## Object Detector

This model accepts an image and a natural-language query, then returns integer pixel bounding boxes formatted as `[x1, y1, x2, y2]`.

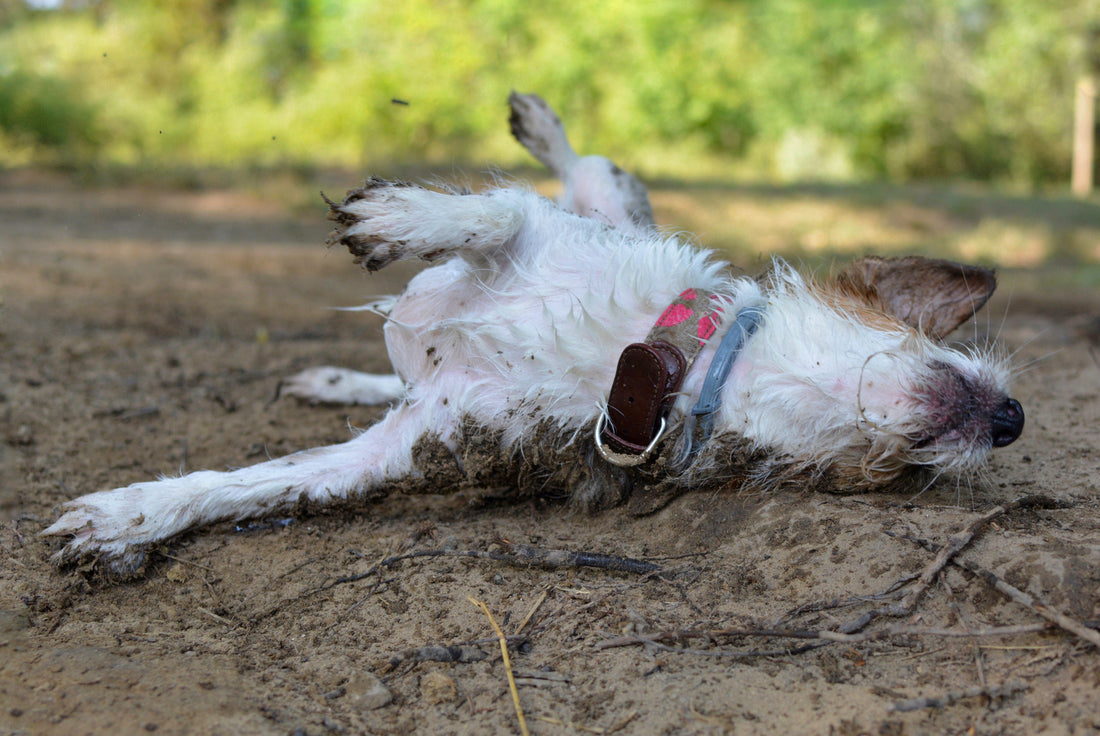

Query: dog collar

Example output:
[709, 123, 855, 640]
[689, 305, 764, 451]
[596, 290, 763, 467]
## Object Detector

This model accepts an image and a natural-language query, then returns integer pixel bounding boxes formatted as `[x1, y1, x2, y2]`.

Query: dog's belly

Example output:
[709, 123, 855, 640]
[383, 259, 489, 386]
[382, 256, 660, 430]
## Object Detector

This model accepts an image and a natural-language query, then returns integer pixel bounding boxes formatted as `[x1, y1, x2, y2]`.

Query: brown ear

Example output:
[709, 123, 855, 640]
[833, 256, 996, 339]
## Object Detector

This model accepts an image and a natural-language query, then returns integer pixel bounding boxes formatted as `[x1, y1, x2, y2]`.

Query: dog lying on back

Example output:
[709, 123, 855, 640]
[43, 93, 1023, 573]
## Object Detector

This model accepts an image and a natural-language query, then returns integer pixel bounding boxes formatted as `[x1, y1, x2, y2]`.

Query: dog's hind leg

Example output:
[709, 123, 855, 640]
[42, 400, 444, 571]
[508, 91, 654, 233]
[278, 366, 405, 406]
[326, 180, 525, 272]
[508, 91, 580, 179]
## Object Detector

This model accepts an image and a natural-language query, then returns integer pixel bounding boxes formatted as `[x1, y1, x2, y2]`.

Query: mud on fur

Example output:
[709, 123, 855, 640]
[42, 92, 1024, 576]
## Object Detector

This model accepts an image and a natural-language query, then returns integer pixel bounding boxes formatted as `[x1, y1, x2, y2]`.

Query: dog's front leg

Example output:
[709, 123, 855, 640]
[326, 179, 525, 271]
[278, 366, 406, 405]
[42, 401, 444, 571]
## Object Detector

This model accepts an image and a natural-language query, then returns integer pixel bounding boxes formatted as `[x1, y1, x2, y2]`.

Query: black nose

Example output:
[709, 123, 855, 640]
[991, 398, 1024, 448]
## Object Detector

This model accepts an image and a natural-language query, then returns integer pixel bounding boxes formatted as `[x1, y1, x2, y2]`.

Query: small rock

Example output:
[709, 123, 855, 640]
[420, 670, 457, 704]
[344, 672, 393, 711]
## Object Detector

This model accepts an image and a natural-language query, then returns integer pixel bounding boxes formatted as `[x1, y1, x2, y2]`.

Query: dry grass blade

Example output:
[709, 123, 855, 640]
[469, 596, 530, 736]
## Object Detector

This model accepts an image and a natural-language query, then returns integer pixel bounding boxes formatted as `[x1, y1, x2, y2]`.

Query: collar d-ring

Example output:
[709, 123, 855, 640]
[595, 414, 667, 467]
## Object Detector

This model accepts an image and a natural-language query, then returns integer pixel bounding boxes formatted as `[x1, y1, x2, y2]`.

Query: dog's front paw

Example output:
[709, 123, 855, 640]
[40, 487, 164, 574]
[279, 366, 405, 406]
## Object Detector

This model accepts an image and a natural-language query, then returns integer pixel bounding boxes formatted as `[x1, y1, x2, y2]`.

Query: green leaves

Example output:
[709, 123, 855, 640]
[0, 0, 1090, 185]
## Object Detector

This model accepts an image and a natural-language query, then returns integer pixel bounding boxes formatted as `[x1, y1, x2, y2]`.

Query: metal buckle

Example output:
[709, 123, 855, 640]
[594, 415, 667, 467]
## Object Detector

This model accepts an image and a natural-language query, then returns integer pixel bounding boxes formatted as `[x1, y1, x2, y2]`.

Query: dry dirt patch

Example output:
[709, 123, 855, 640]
[1, 170, 1099, 735]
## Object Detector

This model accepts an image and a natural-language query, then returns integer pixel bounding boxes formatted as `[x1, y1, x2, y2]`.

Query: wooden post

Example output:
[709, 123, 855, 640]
[1072, 26, 1100, 197]
[1073, 77, 1096, 196]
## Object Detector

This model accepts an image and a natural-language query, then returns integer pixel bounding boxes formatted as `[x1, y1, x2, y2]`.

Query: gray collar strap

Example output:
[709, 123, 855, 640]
[689, 305, 765, 451]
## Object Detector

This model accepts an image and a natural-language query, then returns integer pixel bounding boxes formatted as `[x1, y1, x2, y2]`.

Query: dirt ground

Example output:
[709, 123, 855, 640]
[1, 168, 1099, 736]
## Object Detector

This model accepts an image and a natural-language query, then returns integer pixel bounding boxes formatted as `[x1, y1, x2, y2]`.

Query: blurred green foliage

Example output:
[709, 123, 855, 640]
[0, 0, 1096, 184]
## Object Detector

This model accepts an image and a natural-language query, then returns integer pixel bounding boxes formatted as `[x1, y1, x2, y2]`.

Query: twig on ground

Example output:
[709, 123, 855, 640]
[943, 577, 987, 688]
[885, 501, 1013, 617]
[384, 644, 489, 671]
[470, 596, 530, 736]
[591, 500, 1063, 660]
[596, 622, 1053, 656]
[381, 635, 529, 674]
[826, 495, 1057, 638]
[600, 632, 823, 658]
[888, 681, 1027, 713]
[954, 557, 1100, 649]
[773, 578, 914, 627]
[888, 499, 1100, 651]
[515, 587, 550, 634]
[320, 542, 662, 593]
[196, 606, 233, 626]
[160, 552, 214, 572]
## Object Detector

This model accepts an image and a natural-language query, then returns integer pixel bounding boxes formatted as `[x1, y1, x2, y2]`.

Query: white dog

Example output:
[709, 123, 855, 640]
[43, 93, 1023, 573]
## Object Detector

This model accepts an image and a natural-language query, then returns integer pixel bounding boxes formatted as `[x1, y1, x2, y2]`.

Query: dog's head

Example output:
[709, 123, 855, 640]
[715, 256, 1021, 490]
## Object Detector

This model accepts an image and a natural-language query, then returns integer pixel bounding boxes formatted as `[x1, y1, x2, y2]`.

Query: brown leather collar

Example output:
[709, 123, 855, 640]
[596, 289, 724, 466]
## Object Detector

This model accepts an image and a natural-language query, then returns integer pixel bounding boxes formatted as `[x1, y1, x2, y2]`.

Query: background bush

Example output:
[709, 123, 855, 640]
[0, 0, 1093, 185]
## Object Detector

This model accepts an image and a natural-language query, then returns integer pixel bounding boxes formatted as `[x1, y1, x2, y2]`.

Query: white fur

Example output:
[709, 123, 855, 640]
[278, 367, 405, 406]
[42, 95, 1018, 571]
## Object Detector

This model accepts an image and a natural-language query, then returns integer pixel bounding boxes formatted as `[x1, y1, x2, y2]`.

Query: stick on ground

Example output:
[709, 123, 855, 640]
[889, 681, 1027, 713]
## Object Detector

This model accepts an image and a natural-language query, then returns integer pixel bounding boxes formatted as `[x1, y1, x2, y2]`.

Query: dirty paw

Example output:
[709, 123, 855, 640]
[508, 91, 575, 174]
[40, 486, 171, 574]
[324, 179, 420, 271]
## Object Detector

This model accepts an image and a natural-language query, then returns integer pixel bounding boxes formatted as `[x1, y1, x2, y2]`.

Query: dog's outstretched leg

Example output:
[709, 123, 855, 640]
[326, 179, 525, 272]
[509, 91, 654, 233]
[42, 401, 444, 571]
[278, 366, 405, 406]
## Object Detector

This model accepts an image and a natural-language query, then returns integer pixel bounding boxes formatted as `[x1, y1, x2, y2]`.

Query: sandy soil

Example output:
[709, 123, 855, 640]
[1, 169, 1099, 736]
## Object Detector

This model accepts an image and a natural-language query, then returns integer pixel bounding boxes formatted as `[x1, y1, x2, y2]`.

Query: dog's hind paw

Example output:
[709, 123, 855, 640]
[508, 91, 579, 178]
[278, 366, 406, 406]
[324, 178, 418, 271]
[324, 178, 524, 270]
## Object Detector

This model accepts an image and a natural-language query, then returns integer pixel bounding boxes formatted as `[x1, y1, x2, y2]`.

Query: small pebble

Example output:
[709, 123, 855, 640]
[343, 672, 393, 711]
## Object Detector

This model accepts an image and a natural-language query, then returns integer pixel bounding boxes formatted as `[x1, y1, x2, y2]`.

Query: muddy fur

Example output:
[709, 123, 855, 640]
[407, 418, 631, 507]
[404, 416, 931, 518]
